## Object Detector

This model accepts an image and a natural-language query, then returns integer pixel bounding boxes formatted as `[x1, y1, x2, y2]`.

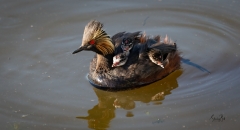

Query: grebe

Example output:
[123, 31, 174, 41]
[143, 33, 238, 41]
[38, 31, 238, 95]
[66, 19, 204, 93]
[113, 35, 176, 68]
[72, 20, 181, 90]
[112, 51, 130, 67]
[112, 37, 133, 67]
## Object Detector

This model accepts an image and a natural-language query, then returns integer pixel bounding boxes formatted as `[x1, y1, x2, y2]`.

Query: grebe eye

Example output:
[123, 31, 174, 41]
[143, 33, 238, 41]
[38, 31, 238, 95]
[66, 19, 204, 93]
[89, 39, 95, 45]
[120, 55, 125, 59]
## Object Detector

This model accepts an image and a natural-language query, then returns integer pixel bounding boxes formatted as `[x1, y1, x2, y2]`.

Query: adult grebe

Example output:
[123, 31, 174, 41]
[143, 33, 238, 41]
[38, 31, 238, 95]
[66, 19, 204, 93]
[72, 20, 180, 90]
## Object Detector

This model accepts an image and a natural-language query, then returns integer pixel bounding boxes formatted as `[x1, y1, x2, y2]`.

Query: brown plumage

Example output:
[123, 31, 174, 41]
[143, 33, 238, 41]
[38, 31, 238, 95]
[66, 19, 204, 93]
[72, 20, 181, 90]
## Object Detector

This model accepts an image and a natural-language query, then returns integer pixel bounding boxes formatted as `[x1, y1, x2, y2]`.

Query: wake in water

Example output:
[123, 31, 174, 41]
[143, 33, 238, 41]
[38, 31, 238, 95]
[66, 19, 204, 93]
[181, 58, 211, 73]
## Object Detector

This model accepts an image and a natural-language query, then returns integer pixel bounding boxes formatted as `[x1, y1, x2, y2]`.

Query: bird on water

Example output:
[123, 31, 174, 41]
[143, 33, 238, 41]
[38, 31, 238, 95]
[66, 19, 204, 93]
[72, 20, 180, 90]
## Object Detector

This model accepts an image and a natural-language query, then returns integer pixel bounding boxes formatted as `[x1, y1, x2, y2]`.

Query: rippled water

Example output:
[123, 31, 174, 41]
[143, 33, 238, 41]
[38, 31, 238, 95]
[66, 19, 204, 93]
[1, 0, 240, 129]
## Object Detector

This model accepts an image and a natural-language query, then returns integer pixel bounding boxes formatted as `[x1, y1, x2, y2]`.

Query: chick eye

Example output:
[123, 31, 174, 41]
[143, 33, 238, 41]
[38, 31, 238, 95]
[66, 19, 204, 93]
[122, 38, 133, 46]
[120, 55, 125, 59]
[127, 38, 132, 44]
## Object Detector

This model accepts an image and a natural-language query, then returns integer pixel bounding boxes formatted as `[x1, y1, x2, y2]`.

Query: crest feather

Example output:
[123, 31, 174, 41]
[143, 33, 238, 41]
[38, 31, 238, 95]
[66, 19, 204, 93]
[82, 20, 114, 55]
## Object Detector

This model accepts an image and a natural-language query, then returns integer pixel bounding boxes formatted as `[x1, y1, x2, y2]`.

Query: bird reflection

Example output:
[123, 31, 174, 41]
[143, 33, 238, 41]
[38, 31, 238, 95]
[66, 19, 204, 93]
[77, 70, 182, 130]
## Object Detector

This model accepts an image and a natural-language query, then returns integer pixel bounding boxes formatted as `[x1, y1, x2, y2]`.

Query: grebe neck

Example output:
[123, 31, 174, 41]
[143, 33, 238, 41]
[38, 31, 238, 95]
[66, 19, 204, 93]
[95, 53, 113, 73]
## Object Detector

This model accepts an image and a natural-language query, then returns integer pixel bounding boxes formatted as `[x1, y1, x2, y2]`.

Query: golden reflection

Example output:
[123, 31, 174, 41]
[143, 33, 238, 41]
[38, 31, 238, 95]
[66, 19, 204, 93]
[77, 70, 182, 129]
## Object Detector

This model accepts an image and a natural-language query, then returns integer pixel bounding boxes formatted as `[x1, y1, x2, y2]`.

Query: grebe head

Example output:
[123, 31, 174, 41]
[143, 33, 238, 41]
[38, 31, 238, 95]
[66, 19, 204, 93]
[72, 20, 114, 56]
[121, 38, 134, 51]
[112, 51, 130, 67]
[148, 49, 165, 68]
[147, 35, 177, 68]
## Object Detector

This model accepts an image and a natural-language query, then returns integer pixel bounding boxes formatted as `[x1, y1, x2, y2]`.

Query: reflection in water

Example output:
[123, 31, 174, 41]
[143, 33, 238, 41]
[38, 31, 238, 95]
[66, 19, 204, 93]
[77, 70, 182, 129]
[77, 103, 115, 129]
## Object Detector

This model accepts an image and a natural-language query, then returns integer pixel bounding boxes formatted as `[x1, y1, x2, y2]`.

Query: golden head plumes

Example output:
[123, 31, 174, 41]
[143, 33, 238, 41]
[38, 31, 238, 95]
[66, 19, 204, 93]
[82, 20, 114, 55]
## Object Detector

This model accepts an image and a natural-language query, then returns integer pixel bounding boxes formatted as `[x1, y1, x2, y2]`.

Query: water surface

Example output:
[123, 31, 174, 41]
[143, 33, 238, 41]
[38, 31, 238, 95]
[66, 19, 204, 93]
[1, 0, 240, 129]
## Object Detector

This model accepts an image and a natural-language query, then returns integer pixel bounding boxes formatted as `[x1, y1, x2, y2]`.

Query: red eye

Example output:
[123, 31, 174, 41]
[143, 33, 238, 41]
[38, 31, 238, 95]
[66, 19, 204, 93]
[89, 40, 95, 45]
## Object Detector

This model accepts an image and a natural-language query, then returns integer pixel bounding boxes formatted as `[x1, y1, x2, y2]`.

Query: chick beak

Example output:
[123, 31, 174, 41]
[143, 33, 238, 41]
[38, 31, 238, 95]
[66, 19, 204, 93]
[72, 46, 85, 54]
[112, 62, 119, 67]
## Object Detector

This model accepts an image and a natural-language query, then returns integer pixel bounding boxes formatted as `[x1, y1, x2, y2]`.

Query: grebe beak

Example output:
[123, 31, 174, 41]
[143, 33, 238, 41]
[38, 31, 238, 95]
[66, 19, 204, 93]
[72, 46, 85, 54]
